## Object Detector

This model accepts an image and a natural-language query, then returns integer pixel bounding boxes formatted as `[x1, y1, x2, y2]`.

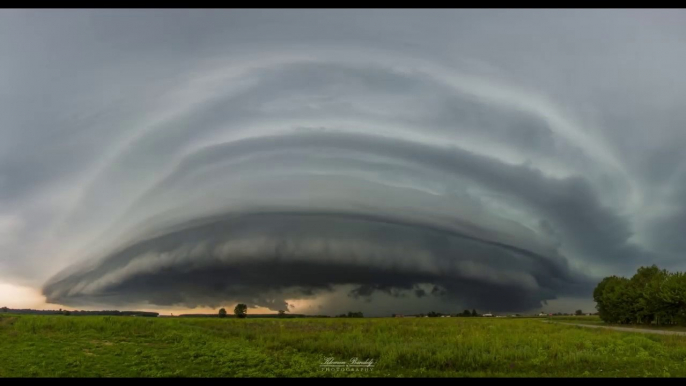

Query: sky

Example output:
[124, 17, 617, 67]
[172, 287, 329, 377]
[1, 9, 686, 316]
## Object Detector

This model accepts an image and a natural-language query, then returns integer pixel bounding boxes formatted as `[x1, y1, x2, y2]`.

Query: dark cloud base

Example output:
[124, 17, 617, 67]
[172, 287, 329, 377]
[43, 211, 594, 312]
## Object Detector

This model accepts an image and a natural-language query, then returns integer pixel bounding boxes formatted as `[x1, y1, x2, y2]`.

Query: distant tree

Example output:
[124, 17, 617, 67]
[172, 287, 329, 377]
[278, 310, 286, 317]
[64, 311, 71, 316]
[218, 308, 227, 318]
[575, 309, 583, 316]
[1, 307, 8, 313]
[471, 309, 477, 317]
[391, 313, 396, 318]
[462, 309, 471, 317]
[234, 304, 248, 319]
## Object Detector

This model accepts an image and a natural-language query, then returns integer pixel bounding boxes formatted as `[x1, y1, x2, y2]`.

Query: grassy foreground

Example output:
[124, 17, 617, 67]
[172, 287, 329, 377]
[2, 314, 686, 377]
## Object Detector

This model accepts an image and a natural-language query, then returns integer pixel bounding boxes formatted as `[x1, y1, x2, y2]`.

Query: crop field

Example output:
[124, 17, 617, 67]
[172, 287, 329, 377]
[2, 314, 686, 377]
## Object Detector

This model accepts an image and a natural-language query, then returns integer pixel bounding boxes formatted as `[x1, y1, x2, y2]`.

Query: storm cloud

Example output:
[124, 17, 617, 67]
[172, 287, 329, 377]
[1, 9, 686, 314]
[43, 210, 593, 311]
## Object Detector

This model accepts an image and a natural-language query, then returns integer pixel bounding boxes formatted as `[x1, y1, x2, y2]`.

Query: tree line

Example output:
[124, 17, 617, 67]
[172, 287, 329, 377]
[423, 309, 479, 317]
[594, 265, 686, 325]
[0, 308, 158, 317]
[336, 311, 364, 318]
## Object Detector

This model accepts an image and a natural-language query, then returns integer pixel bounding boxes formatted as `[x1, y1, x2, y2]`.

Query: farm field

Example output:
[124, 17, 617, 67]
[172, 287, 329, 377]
[2, 314, 686, 377]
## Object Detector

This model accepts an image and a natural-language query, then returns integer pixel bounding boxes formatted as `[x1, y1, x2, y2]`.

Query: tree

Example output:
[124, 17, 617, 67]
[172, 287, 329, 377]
[593, 265, 686, 326]
[234, 304, 248, 319]
[575, 309, 583, 316]
[64, 311, 71, 316]
[644, 268, 670, 325]
[0, 307, 8, 313]
[594, 275, 631, 323]
[218, 308, 227, 318]
[656, 271, 686, 325]
[593, 276, 616, 321]
[462, 309, 471, 317]
[278, 310, 286, 317]
[471, 309, 477, 317]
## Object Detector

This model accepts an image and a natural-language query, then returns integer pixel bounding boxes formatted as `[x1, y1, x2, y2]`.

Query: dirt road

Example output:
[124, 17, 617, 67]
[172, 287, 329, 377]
[550, 321, 686, 336]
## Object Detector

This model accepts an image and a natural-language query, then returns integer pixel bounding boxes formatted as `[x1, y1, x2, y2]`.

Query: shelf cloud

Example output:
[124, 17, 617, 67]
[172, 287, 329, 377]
[1, 9, 685, 314]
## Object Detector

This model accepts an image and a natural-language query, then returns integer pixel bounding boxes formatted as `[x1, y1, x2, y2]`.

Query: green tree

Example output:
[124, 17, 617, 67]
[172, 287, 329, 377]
[462, 309, 471, 317]
[656, 272, 686, 325]
[609, 277, 633, 323]
[575, 309, 583, 316]
[644, 268, 670, 325]
[278, 310, 286, 317]
[629, 265, 663, 324]
[218, 308, 227, 318]
[234, 304, 248, 319]
[471, 309, 477, 317]
[0, 306, 8, 313]
[64, 311, 71, 316]
[594, 275, 630, 323]
[593, 268, 672, 325]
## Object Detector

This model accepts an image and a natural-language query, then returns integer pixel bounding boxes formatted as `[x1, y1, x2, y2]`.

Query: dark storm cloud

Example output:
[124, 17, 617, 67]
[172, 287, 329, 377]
[2, 9, 686, 314]
[43, 211, 593, 312]
[114, 130, 648, 268]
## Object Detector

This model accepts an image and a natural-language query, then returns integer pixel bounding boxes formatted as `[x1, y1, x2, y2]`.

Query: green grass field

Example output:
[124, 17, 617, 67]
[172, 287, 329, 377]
[2, 314, 686, 377]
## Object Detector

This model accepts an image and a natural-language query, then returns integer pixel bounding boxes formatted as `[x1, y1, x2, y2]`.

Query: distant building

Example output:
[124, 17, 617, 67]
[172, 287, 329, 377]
[482, 313, 493, 317]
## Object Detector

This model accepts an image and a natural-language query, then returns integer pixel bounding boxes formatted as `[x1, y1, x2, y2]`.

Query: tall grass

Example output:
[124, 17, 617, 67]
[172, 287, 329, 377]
[2, 314, 686, 377]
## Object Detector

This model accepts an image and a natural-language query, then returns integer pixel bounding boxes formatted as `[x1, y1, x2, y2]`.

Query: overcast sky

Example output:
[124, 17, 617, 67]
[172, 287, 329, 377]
[1, 9, 686, 316]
